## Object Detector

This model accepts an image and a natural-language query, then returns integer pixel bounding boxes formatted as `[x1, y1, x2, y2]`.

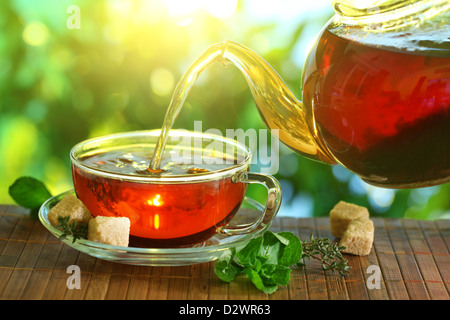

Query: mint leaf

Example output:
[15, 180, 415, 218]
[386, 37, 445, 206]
[235, 236, 264, 267]
[214, 248, 241, 282]
[243, 268, 278, 294]
[278, 231, 303, 266]
[259, 231, 288, 265]
[269, 231, 290, 246]
[260, 264, 291, 286]
[8, 176, 52, 219]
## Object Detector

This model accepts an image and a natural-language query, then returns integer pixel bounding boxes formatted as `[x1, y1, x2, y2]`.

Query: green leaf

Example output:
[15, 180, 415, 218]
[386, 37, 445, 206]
[269, 231, 290, 246]
[8, 177, 52, 217]
[214, 248, 240, 283]
[278, 231, 303, 266]
[235, 236, 264, 267]
[260, 264, 291, 286]
[259, 231, 284, 265]
[243, 268, 278, 294]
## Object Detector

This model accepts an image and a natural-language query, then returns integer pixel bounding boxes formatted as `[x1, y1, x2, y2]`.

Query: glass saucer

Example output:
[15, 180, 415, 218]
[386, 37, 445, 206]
[38, 190, 274, 266]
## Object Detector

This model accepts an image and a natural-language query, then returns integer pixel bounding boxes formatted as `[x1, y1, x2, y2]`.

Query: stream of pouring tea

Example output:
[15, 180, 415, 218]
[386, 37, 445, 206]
[148, 44, 228, 173]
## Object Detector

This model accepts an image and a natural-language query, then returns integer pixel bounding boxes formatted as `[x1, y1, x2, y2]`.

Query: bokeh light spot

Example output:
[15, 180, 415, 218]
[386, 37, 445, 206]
[150, 68, 175, 96]
[23, 22, 49, 46]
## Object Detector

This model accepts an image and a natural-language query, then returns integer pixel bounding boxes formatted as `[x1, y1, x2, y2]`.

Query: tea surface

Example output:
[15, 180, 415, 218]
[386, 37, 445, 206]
[80, 146, 236, 177]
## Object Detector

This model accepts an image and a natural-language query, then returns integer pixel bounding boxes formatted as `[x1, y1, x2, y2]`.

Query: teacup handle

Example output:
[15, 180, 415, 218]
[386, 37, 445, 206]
[218, 171, 282, 235]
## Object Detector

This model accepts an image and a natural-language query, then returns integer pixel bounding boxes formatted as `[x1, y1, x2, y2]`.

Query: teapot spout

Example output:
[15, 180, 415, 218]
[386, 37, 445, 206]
[219, 41, 336, 164]
[151, 40, 336, 171]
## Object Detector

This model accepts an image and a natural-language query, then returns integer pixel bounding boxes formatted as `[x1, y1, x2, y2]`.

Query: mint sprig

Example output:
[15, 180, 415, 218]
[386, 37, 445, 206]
[214, 231, 303, 294]
[214, 231, 350, 294]
[8, 176, 52, 220]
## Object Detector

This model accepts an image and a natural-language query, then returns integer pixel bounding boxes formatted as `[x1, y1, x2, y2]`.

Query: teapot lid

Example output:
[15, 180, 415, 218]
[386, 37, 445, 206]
[333, 0, 450, 30]
[329, 0, 450, 55]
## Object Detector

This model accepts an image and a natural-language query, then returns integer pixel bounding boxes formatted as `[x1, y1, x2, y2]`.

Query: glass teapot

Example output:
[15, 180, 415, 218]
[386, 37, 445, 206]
[154, 0, 450, 188]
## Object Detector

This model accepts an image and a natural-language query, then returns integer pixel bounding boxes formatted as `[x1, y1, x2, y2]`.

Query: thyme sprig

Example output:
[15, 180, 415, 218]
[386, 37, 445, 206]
[299, 234, 351, 276]
[56, 216, 88, 243]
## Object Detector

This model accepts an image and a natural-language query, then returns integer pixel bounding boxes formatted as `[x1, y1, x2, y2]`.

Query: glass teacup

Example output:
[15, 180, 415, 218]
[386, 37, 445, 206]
[70, 130, 281, 247]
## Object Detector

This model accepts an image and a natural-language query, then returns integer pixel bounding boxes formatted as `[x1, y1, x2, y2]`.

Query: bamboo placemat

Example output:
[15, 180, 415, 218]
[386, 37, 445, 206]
[0, 204, 449, 300]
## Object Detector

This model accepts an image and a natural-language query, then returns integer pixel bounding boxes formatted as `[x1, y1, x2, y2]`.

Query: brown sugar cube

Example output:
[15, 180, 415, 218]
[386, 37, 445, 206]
[88, 216, 130, 247]
[339, 217, 374, 256]
[329, 201, 370, 238]
[48, 194, 92, 227]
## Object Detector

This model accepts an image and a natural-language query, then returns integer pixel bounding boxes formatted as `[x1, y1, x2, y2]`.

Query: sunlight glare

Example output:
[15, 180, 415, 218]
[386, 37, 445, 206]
[205, 0, 238, 19]
[148, 194, 163, 206]
[164, 0, 237, 21]
[165, 0, 202, 18]
[154, 214, 160, 229]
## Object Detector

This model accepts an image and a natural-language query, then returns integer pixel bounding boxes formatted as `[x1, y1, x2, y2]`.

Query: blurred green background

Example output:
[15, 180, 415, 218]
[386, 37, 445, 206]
[1, 0, 448, 219]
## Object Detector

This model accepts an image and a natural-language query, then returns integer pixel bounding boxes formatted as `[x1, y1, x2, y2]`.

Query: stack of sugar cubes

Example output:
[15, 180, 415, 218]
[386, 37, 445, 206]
[329, 201, 374, 256]
[48, 194, 130, 247]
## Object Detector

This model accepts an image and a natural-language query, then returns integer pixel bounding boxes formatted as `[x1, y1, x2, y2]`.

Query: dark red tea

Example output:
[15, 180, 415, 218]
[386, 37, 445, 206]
[302, 28, 450, 187]
[72, 148, 247, 247]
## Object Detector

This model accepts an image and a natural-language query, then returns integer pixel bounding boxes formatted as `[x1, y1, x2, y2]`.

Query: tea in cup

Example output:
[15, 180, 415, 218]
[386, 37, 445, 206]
[70, 130, 281, 247]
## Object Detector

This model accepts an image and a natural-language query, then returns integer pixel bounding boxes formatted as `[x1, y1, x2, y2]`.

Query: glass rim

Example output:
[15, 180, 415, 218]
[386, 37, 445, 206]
[332, 0, 450, 29]
[70, 129, 252, 183]
[333, 0, 449, 16]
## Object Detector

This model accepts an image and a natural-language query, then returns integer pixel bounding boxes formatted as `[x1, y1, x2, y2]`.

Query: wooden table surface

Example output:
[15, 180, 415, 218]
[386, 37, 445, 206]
[0, 204, 449, 301]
